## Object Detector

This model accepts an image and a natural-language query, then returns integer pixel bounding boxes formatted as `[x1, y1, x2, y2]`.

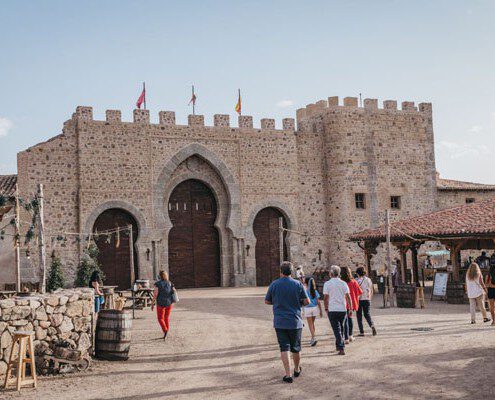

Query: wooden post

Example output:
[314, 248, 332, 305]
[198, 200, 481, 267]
[450, 240, 463, 282]
[37, 184, 47, 294]
[384, 210, 393, 307]
[365, 251, 372, 276]
[14, 184, 21, 292]
[129, 225, 135, 285]
[411, 243, 420, 287]
[399, 246, 407, 284]
[279, 217, 284, 263]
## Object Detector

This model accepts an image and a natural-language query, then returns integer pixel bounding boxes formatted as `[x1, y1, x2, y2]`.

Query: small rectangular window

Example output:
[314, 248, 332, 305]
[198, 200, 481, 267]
[466, 198, 475, 204]
[391, 196, 401, 209]
[355, 193, 366, 209]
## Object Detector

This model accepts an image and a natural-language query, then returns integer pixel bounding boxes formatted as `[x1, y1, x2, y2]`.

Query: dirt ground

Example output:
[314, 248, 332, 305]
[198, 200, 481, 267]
[3, 286, 495, 400]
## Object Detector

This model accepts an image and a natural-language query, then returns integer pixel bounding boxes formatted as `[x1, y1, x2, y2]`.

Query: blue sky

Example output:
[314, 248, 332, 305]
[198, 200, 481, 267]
[1, 0, 494, 183]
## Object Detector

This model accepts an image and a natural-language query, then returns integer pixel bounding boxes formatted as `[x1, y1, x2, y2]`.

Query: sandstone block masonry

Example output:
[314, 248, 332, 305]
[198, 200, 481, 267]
[15, 95, 495, 286]
[0, 288, 94, 377]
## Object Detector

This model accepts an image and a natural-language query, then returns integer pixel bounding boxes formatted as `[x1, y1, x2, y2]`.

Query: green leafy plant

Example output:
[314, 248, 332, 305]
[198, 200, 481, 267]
[47, 256, 65, 292]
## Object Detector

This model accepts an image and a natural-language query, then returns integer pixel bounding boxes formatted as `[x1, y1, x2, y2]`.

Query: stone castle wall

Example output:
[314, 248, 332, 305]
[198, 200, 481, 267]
[14, 95, 495, 286]
[0, 288, 94, 376]
[17, 107, 300, 286]
[296, 97, 438, 268]
[437, 190, 495, 209]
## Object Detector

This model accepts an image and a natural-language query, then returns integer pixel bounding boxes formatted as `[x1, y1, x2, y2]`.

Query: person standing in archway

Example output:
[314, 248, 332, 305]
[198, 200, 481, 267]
[265, 262, 310, 383]
[151, 271, 176, 339]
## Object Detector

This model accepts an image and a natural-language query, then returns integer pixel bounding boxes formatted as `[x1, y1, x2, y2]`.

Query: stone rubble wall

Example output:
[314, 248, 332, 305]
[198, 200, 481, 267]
[0, 288, 94, 376]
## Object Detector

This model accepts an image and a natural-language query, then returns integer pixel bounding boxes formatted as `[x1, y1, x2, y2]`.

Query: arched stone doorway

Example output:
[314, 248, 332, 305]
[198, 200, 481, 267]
[253, 207, 288, 286]
[168, 179, 221, 288]
[93, 208, 139, 290]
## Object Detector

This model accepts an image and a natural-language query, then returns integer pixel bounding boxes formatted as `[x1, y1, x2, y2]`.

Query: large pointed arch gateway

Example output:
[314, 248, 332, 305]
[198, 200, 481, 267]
[168, 179, 221, 288]
[253, 207, 288, 286]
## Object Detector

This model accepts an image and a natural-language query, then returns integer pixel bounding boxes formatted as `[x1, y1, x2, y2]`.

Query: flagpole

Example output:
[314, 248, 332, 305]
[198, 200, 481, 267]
[143, 82, 146, 110]
[192, 85, 195, 115]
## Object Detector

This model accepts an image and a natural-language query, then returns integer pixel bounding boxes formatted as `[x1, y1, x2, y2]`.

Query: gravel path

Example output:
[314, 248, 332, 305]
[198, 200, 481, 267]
[3, 287, 494, 399]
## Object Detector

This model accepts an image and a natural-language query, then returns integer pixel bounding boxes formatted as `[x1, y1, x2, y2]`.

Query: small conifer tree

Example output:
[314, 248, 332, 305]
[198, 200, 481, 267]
[47, 256, 65, 292]
[75, 244, 105, 287]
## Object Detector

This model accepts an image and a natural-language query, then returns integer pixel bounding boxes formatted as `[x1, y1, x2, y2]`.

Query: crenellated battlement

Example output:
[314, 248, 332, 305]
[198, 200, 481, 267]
[296, 96, 432, 120]
[73, 106, 295, 132]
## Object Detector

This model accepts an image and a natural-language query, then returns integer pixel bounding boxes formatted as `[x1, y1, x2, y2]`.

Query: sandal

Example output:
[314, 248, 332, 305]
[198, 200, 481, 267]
[282, 376, 293, 383]
[294, 366, 302, 378]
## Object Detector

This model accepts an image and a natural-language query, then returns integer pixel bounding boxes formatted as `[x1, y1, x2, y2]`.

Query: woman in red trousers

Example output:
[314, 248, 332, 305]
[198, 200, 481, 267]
[151, 271, 176, 339]
[341, 267, 362, 344]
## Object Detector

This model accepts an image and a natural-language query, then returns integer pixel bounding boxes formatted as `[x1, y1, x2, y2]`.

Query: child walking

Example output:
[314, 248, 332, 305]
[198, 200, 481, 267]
[303, 277, 323, 346]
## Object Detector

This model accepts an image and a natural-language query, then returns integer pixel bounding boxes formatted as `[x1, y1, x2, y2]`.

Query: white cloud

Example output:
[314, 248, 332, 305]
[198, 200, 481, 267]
[439, 140, 490, 159]
[276, 100, 294, 108]
[0, 117, 13, 137]
[468, 125, 483, 134]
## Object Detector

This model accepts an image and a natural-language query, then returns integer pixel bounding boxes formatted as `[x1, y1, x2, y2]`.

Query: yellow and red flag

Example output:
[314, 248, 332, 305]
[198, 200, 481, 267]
[235, 89, 241, 115]
[136, 82, 146, 109]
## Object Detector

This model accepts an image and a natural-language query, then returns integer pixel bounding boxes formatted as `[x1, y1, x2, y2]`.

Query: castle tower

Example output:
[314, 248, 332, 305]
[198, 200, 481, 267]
[296, 97, 438, 268]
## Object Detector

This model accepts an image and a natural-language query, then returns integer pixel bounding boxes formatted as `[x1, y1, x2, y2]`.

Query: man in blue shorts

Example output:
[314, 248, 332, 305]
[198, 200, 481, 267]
[265, 262, 310, 383]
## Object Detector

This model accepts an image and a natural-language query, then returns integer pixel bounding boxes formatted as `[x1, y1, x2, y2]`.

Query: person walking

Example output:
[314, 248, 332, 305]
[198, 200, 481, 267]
[465, 262, 490, 324]
[341, 267, 362, 343]
[296, 266, 305, 283]
[355, 267, 377, 336]
[265, 262, 310, 383]
[151, 271, 177, 339]
[323, 265, 352, 355]
[303, 277, 323, 346]
[485, 263, 495, 325]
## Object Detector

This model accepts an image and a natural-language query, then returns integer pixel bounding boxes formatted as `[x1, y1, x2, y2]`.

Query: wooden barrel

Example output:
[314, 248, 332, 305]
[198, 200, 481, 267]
[396, 284, 416, 308]
[446, 281, 467, 304]
[95, 310, 132, 361]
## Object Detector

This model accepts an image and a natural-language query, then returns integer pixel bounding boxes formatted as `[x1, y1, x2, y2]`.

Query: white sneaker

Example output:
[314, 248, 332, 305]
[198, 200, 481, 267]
[349, 336, 355, 342]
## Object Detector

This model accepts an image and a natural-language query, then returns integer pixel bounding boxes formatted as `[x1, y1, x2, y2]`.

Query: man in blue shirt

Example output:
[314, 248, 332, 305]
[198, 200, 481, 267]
[265, 262, 310, 383]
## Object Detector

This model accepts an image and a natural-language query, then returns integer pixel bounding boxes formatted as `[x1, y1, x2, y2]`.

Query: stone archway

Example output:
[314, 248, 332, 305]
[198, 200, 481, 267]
[168, 179, 221, 288]
[156, 151, 236, 286]
[244, 200, 298, 286]
[93, 208, 139, 290]
[84, 200, 148, 282]
[253, 207, 288, 286]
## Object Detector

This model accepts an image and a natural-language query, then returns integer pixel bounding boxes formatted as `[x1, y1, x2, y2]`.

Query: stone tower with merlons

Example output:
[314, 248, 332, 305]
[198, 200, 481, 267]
[295, 96, 438, 268]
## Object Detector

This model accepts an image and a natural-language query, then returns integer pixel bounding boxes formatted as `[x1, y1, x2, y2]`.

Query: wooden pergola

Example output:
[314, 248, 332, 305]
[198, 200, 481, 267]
[349, 198, 495, 284]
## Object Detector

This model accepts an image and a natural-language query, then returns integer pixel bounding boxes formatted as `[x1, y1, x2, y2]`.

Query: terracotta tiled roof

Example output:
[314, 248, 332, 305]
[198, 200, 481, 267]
[349, 197, 495, 241]
[0, 175, 17, 197]
[436, 176, 495, 191]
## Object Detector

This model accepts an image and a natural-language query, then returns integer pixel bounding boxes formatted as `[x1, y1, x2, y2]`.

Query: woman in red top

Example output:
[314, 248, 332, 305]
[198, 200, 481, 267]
[341, 267, 363, 343]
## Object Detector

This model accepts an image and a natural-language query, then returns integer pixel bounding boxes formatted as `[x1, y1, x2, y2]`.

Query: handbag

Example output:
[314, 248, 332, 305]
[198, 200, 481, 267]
[171, 284, 179, 303]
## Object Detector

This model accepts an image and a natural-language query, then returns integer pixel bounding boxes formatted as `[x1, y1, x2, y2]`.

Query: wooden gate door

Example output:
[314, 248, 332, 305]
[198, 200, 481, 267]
[93, 209, 139, 290]
[253, 207, 288, 286]
[168, 179, 220, 288]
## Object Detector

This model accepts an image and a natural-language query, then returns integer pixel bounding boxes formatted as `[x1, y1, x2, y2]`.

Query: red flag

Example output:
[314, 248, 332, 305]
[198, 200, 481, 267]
[136, 85, 146, 109]
[189, 92, 196, 106]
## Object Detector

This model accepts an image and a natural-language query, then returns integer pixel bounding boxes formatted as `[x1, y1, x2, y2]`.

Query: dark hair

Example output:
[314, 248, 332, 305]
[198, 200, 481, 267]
[490, 264, 495, 283]
[356, 267, 366, 277]
[90, 271, 100, 283]
[305, 277, 316, 298]
[340, 266, 352, 283]
[280, 262, 293, 276]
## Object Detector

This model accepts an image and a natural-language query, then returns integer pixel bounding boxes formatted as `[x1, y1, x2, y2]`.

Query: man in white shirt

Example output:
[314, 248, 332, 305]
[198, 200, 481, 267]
[323, 265, 352, 355]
